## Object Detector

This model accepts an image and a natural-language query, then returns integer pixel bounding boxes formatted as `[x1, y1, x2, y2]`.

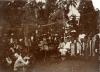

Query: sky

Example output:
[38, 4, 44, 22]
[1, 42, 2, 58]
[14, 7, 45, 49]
[35, 0, 100, 10]
[92, 0, 100, 10]
[34, 0, 100, 18]
[35, 0, 46, 3]
[0, 0, 100, 10]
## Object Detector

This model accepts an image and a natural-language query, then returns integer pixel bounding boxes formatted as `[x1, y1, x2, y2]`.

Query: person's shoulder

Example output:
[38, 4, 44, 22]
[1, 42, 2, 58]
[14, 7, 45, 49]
[17, 56, 23, 60]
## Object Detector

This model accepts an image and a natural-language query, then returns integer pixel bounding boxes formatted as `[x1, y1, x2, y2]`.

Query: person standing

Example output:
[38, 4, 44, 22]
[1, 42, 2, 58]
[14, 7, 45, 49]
[94, 35, 100, 56]
[70, 40, 75, 56]
[76, 40, 82, 56]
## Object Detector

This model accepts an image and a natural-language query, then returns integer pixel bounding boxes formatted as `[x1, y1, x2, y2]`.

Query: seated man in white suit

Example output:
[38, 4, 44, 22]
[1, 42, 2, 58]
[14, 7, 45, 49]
[14, 53, 29, 72]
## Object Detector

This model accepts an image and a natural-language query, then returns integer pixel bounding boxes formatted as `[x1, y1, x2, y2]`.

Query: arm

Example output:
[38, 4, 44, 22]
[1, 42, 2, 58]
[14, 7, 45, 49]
[19, 57, 29, 65]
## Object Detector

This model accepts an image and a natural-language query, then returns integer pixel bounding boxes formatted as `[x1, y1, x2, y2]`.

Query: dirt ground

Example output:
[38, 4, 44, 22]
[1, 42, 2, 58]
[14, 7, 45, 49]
[0, 57, 99, 72]
[30, 57, 98, 72]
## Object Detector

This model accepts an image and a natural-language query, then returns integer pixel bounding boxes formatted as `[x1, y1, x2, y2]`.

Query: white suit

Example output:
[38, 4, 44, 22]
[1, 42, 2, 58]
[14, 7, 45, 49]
[58, 42, 71, 56]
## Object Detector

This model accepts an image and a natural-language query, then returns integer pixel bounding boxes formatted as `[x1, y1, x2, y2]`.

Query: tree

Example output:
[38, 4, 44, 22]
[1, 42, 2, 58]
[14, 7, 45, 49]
[67, 0, 77, 7]
[78, 0, 97, 34]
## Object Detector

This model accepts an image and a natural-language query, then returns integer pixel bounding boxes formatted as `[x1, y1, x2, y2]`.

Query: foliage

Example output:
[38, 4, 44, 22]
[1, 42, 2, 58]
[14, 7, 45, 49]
[78, 0, 97, 34]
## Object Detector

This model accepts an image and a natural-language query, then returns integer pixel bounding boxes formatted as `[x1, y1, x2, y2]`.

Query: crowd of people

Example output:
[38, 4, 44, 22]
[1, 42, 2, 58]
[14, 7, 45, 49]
[0, 0, 99, 72]
[0, 31, 100, 72]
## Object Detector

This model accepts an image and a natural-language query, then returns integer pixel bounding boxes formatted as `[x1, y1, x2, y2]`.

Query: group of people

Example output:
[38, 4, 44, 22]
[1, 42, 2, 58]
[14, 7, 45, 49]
[58, 33, 100, 58]
[2, 32, 100, 72]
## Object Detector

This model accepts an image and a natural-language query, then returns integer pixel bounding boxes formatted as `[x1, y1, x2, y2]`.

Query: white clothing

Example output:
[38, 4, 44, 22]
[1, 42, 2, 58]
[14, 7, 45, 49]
[70, 43, 75, 56]
[59, 48, 67, 56]
[76, 42, 82, 55]
[58, 42, 71, 56]
[14, 55, 29, 71]
[64, 42, 71, 49]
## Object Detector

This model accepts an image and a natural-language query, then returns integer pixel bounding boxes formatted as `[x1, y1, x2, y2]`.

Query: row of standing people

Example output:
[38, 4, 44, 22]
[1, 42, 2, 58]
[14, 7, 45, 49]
[7, 33, 100, 58]
[58, 33, 100, 57]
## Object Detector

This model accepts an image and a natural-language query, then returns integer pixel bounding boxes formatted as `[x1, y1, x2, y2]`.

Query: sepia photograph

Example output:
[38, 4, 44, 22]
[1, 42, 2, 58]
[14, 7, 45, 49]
[0, 0, 100, 72]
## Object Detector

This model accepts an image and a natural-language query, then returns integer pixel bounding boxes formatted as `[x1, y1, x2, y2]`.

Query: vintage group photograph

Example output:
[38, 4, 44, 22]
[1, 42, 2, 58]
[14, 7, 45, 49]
[0, 0, 100, 72]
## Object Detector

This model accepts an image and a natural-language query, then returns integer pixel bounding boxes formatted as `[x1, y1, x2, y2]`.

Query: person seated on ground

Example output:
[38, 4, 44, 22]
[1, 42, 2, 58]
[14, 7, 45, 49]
[14, 53, 29, 72]
[58, 39, 65, 55]
[58, 38, 71, 60]
[64, 37, 71, 54]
